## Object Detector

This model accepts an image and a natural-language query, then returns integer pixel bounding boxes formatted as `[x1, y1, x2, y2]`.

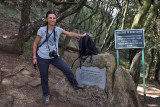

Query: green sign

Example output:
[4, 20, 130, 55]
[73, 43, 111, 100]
[115, 29, 145, 49]
[115, 29, 146, 106]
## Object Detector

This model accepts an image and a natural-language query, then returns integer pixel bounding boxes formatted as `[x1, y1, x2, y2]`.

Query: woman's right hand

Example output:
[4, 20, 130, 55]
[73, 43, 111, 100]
[33, 59, 37, 66]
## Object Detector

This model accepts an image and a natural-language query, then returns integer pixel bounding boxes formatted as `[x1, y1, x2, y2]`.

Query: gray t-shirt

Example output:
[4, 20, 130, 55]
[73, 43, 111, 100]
[37, 26, 63, 59]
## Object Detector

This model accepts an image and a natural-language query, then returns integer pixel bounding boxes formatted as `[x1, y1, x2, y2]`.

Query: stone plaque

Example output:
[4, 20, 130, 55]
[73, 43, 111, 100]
[76, 66, 106, 90]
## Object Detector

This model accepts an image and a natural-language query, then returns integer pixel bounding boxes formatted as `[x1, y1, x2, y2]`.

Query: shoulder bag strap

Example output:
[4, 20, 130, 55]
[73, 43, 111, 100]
[38, 26, 56, 48]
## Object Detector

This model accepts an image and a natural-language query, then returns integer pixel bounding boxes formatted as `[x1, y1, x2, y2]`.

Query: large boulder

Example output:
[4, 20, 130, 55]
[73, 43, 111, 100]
[112, 66, 141, 107]
[50, 52, 141, 107]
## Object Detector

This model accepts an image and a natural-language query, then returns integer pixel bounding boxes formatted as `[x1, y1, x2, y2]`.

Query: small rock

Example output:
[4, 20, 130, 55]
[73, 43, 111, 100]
[14, 75, 34, 88]
[2, 78, 12, 85]
[1, 68, 12, 72]
[15, 34, 18, 36]
[1, 67, 13, 78]
[14, 80, 25, 88]
[2, 35, 8, 39]
[0, 95, 14, 107]
[4, 73, 15, 78]
[17, 74, 34, 83]
[13, 65, 24, 74]
[20, 70, 33, 77]
[68, 40, 77, 48]
[28, 78, 41, 87]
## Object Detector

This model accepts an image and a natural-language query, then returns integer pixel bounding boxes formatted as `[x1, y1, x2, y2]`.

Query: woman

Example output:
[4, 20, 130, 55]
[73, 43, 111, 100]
[32, 10, 86, 105]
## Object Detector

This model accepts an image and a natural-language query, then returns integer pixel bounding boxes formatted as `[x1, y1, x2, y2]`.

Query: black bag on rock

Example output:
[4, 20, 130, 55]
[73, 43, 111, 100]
[71, 35, 98, 69]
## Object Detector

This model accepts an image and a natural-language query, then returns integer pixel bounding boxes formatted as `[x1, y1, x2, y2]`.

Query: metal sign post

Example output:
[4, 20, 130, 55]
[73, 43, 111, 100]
[115, 29, 146, 105]
[116, 49, 119, 66]
[142, 48, 146, 105]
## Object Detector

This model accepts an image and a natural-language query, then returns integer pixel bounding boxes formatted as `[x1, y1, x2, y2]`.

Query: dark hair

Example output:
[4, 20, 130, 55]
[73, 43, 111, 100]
[46, 10, 56, 18]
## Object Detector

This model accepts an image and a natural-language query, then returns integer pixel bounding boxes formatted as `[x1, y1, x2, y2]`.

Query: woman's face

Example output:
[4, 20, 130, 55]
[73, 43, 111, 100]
[46, 14, 56, 26]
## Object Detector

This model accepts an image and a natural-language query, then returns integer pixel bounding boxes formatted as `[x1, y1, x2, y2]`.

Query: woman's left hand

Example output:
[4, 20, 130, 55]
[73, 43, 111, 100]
[82, 33, 87, 37]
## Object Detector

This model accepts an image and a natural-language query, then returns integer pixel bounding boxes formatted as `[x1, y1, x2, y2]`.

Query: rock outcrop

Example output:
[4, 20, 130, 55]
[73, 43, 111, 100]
[50, 52, 141, 107]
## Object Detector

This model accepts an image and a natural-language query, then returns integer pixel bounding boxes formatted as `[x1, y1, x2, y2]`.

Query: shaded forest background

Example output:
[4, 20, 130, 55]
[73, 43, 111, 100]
[0, 0, 160, 84]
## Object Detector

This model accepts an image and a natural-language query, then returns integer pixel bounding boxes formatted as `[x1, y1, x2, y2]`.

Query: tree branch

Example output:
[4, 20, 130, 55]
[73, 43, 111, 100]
[100, 10, 121, 51]
[143, 2, 160, 31]
[115, 0, 122, 8]
[138, 0, 143, 6]
[57, 0, 87, 23]
[121, 0, 129, 30]
[48, 0, 77, 5]
[22, 0, 87, 42]
[76, 1, 99, 27]
[131, 0, 152, 29]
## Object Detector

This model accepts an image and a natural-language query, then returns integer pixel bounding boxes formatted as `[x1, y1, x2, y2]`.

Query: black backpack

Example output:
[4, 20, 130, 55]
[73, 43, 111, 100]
[71, 35, 98, 69]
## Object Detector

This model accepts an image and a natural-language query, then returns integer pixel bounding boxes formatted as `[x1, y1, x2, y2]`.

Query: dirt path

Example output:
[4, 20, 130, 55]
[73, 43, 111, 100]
[0, 50, 160, 107]
[0, 50, 80, 107]
[138, 78, 160, 107]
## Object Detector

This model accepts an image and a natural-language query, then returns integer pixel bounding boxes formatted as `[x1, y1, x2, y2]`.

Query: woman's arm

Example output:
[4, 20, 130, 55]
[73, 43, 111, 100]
[62, 30, 86, 37]
[32, 35, 41, 64]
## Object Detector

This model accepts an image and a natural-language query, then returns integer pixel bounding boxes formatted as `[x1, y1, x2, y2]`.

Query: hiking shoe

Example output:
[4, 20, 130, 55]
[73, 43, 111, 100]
[74, 84, 85, 90]
[44, 95, 50, 105]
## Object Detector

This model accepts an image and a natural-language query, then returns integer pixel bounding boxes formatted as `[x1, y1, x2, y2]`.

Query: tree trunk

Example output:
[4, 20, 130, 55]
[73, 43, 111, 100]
[129, 0, 152, 65]
[121, 0, 129, 30]
[154, 61, 160, 81]
[61, 10, 80, 55]
[131, 0, 152, 29]
[61, 10, 81, 55]
[57, 0, 87, 22]
[129, 49, 141, 65]
[58, 0, 76, 13]
[154, 52, 160, 81]
[61, 0, 99, 54]
[41, 0, 47, 7]
[143, 2, 160, 32]
[147, 48, 154, 79]
[0, 0, 4, 3]
[14, 0, 32, 53]
[100, 10, 120, 51]
[94, 8, 105, 44]
[106, 20, 120, 52]
[0, 0, 88, 54]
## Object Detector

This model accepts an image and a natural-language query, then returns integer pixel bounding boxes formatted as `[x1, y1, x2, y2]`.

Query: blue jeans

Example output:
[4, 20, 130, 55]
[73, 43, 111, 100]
[37, 55, 78, 96]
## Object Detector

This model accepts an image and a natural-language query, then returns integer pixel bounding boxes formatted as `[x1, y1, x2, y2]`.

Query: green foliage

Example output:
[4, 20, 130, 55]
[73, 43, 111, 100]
[0, 4, 21, 23]
[120, 60, 130, 69]
[0, 5, 20, 16]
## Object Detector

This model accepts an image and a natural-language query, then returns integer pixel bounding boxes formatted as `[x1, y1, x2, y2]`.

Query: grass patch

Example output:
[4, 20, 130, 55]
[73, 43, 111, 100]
[0, 4, 21, 20]
[120, 60, 130, 69]
[23, 42, 30, 51]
